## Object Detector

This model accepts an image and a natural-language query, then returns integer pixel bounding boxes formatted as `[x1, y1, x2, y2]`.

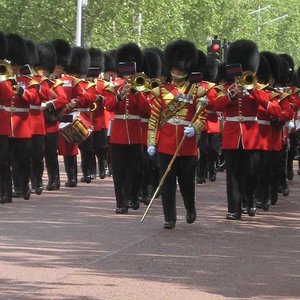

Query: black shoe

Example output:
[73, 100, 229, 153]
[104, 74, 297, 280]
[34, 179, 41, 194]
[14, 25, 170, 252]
[282, 186, 290, 197]
[46, 183, 60, 191]
[99, 170, 107, 179]
[0, 196, 11, 204]
[115, 207, 128, 214]
[23, 190, 31, 200]
[241, 207, 248, 214]
[298, 170, 300, 175]
[256, 201, 263, 209]
[186, 210, 196, 224]
[129, 198, 140, 210]
[163, 221, 176, 229]
[226, 212, 241, 220]
[91, 174, 96, 180]
[12, 191, 22, 198]
[81, 175, 91, 184]
[209, 172, 216, 182]
[262, 200, 271, 211]
[35, 186, 43, 195]
[143, 196, 151, 205]
[247, 207, 257, 217]
[65, 180, 77, 187]
[197, 176, 206, 184]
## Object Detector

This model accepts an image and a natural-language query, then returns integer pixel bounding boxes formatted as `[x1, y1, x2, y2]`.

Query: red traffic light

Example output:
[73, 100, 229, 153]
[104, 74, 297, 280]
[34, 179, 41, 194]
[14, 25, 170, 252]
[212, 43, 220, 52]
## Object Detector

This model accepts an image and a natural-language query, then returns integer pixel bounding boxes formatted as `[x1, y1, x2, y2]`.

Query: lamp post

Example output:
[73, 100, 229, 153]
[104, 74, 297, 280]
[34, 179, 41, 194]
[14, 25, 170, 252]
[76, 0, 88, 46]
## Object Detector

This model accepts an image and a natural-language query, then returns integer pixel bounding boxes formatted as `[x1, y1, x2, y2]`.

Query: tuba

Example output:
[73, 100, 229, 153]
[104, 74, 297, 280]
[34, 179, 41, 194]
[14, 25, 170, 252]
[0, 60, 13, 82]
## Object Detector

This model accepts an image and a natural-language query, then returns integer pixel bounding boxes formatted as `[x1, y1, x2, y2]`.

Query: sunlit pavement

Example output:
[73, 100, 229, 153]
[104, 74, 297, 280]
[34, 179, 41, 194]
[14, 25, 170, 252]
[0, 161, 300, 300]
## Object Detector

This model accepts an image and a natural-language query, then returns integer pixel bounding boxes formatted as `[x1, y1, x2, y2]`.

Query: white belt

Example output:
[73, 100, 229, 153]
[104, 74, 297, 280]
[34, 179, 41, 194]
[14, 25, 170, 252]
[226, 116, 257, 122]
[77, 108, 91, 112]
[140, 118, 149, 123]
[167, 118, 191, 126]
[30, 105, 42, 110]
[258, 120, 271, 126]
[0, 104, 4, 110]
[114, 114, 140, 120]
[4, 106, 29, 113]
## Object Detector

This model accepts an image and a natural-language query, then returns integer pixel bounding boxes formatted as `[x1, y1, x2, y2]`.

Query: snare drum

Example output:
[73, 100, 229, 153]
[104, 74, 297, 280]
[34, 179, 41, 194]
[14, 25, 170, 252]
[59, 111, 93, 144]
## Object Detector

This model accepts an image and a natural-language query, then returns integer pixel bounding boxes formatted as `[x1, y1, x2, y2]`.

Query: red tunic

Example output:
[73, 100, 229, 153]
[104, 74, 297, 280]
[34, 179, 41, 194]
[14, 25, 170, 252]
[147, 82, 207, 156]
[105, 79, 150, 145]
[6, 75, 39, 138]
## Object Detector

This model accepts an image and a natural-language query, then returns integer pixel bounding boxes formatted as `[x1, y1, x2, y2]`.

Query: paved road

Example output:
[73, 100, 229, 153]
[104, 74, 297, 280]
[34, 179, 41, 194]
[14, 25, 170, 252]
[0, 163, 300, 300]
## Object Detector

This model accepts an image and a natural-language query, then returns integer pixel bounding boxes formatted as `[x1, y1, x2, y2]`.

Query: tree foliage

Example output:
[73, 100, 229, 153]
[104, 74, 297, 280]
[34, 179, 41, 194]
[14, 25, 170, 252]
[0, 0, 299, 65]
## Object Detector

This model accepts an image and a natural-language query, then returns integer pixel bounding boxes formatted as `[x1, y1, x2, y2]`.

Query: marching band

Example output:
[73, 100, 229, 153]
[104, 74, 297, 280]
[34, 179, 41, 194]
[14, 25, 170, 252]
[0, 32, 299, 229]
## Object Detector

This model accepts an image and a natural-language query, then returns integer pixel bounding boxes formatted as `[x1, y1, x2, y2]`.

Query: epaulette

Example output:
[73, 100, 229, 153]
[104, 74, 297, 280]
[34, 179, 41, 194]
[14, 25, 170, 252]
[103, 80, 116, 94]
[73, 77, 83, 86]
[28, 79, 40, 88]
[53, 79, 63, 88]
[87, 82, 96, 89]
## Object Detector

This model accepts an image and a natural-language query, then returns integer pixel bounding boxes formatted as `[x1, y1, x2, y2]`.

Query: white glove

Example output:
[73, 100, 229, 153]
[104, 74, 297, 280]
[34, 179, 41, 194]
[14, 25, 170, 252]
[147, 145, 156, 156]
[198, 95, 209, 106]
[40, 102, 48, 110]
[184, 126, 195, 137]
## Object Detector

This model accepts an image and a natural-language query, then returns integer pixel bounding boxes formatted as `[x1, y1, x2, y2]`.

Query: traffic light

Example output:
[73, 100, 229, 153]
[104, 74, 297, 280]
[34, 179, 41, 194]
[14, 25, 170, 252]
[207, 37, 222, 61]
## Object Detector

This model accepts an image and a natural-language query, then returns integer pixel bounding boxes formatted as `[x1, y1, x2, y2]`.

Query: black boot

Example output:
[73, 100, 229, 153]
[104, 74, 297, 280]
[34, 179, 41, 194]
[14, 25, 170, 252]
[64, 156, 77, 187]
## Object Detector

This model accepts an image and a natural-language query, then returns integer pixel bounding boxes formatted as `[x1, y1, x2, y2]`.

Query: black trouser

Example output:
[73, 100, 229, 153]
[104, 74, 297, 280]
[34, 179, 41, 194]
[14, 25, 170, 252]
[93, 130, 109, 176]
[79, 134, 94, 179]
[223, 147, 260, 215]
[287, 132, 298, 178]
[30, 135, 45, 190]
[10, 138, 32, 195]
[159, 153, 197, 223]
[0, 136, 11, 199]
[255, 150, 280, 204]
[197, 131, 220, 179]
[279, 145, 288, 189]
[44, 133, 60, 187]
[110, 144, 143, 208]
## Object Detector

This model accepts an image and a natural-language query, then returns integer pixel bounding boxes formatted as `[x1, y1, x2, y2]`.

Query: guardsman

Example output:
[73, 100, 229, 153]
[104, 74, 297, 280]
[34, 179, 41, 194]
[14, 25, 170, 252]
[6, 33, 40, 201]
[214, 39, 277, 220]
[105, 42, 151, 214]
[45, 39, 72, 190]
[147, 39, 208, 229]
[86, 47, 116, 181]
[0, 32, 12, 204]
[58, 46, 95, 187]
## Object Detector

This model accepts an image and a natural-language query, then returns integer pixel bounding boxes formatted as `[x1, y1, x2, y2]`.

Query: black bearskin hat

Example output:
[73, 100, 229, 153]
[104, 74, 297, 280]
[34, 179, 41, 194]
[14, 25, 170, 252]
[277, 55, 291, 86]
[6, 33, 28, 66]
[115, 42, 143, 72]
[192, 49, 207, 73]
[260, 51, 280, 83]
[226, 39, 260, 73]
[25, 40, 38, 67]
[164, 39, 198, 75]
[142, 48, 162, 78]
[279, 53, 294, 83]
[216, 62, 227, 84]
[203, 57, 219, 82]
[103, 50, 117, 73]
[0, 32, 8, 59]
[147, 47, 166, 77]
[66, 47, 90, 76]
[256, 53, 271, 84]
[50, 39, 71, 68]
[88, 47, 104, 72]
[35, 43, 57, 74]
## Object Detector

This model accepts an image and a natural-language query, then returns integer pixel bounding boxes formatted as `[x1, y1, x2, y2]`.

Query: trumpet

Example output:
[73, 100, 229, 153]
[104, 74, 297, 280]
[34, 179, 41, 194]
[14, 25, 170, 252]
[126, 73, 150, 92]
[237, 71, 257, 90]
[0, 60, 13, 82]
[149, 78, 162, 89]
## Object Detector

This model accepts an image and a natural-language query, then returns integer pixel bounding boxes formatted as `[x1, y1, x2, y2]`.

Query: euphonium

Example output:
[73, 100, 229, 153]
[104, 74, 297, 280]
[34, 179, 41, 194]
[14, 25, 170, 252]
[0, 60, 12, 82]
[238, 71, 257, 90]
[127, 73, 150, 92]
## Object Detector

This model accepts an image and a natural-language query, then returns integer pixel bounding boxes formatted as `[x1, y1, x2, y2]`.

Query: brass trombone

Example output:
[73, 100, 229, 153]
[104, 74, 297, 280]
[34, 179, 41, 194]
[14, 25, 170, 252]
[126, 73, 151, 92]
